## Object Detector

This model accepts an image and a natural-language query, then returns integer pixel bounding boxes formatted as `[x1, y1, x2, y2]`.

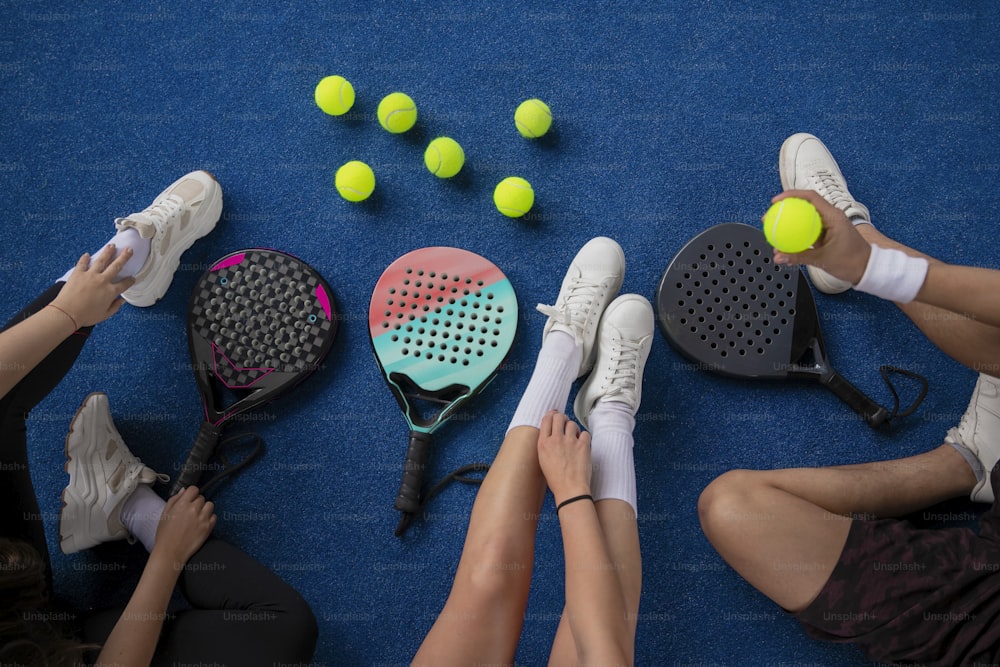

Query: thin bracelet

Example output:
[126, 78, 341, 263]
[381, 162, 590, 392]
[556, 494, 594, 515]
[46, 304, 79, 331]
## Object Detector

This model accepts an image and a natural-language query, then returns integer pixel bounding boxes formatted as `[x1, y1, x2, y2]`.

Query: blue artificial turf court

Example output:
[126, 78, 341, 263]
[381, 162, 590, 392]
[2, 2, 1000, 665]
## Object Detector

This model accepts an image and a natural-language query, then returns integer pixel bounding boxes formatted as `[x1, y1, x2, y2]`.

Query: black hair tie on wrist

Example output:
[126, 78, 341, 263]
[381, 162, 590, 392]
[556, 494, 594, 515]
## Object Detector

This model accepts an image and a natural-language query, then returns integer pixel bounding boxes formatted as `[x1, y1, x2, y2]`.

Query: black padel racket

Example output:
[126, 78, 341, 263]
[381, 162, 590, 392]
[655, 223, 893, 428]
[369, 247, 518, 532]
[170, 249, 338, 495]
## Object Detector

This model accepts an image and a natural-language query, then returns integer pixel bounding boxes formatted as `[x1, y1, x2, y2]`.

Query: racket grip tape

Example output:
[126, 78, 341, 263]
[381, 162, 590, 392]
[823, 372, 890, 429]
[170, 420, 222, 496]
[394, 431, 432, 514]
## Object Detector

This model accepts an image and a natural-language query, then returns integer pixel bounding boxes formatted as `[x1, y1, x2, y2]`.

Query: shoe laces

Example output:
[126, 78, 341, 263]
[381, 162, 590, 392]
[810, 170, 853, 211]
[133, 194, 185, 229]
[601, 334, 644, 402]
[536, 276, 604, 343]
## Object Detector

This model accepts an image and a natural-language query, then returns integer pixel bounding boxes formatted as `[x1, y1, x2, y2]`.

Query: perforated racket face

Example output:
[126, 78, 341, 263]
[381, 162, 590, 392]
[369, 247, 518, 416]
[188, 249, 338, 395]
[655, 223, 816, 378]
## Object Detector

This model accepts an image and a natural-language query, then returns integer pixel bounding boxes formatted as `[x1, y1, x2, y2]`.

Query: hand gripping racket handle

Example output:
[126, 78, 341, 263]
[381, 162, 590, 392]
[394, 431, 432, 514]
[170, 421, 222, 496]
[822, 371, 890, 429]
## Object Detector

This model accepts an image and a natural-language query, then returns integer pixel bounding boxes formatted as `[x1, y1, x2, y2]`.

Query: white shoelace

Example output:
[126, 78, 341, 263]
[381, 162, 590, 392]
[536, 276, 604, 342]
[132, 193, 185, 230]
[810, 170, 853, 210]
[601, 335, 643, 402]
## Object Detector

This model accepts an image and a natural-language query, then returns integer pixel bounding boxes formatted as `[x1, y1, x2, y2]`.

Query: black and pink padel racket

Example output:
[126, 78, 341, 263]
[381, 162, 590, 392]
[170, 249, 338, 495]
[369, 247, 518, 533]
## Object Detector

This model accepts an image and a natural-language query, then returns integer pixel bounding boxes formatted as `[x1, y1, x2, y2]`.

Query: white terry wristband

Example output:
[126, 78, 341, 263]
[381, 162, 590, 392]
[853, 244, 929, 303]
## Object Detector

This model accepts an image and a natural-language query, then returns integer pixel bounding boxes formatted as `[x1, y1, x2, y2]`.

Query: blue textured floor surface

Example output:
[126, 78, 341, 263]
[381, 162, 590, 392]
[2, 2, 999, 665]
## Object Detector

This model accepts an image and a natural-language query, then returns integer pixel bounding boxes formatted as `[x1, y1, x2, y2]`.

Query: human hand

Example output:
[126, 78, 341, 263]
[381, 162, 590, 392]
[49, 244, 137, 328]
[769, 190, 872, 285]
[151, 486, 216, 567]
[537, 411, 592, 504]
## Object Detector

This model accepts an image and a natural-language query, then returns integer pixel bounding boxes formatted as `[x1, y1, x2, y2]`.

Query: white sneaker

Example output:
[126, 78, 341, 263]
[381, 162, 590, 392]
[779, 133, 871, 294]
[118, 170, 222, 307]
[573, 294, 654, 429]
[945, 373, 1000, 503]
[59, 392, 167, 554]
[536, 237, 625, 377]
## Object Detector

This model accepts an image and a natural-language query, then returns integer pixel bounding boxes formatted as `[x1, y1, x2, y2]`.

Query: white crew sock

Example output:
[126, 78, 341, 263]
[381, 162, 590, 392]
[120, 485, 166, 553]
[507, 331, 581, 432]
[58, 227, 151, 283]
[588, 399, 637, 514]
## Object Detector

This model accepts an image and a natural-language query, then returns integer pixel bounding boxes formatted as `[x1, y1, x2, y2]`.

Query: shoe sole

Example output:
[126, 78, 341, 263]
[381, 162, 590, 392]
[59, 392, 111, 554]
[122, 171, 223, 307]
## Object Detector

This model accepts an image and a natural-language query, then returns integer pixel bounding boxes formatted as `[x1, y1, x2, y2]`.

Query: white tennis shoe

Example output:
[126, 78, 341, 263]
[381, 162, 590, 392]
[118, 170, 222, 307]
[59, 392, 167, 554]
[537, 236, 626, 377]
[779, 133, 871, 294]
[945, 373, 1000, 503]
[574, 294, 654, 429]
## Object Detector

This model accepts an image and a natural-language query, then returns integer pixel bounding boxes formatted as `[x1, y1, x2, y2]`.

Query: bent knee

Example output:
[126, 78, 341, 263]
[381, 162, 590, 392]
[698, 469, 769, 541]
[274, 596, 319, 662]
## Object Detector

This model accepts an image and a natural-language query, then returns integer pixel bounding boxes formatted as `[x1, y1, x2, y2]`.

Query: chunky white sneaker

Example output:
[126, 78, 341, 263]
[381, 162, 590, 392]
[59, 392, 167, 554]
[573, 294, 654, 429]
[779, 133, 871, 294]
[119, 170, 222, 307]
[537, 237, 625, 377]
[945, 373, 1000, 503]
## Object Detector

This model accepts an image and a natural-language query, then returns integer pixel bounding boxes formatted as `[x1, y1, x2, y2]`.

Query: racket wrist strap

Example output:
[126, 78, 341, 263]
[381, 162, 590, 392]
[854, 244, 929, 304]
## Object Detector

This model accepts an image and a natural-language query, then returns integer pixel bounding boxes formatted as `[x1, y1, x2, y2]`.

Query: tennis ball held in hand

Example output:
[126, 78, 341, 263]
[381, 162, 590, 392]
[494, 177, 534, 218]
[335, 161, 375, 202]
[762, 197, 822, 253]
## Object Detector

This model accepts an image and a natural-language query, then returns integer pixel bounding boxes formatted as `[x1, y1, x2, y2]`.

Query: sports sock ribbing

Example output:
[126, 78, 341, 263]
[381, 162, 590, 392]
[57, 227, 151, 283]
[507, 331, 581, 432]
[588, 399, 637, 513]
[120, 484, 166, 553]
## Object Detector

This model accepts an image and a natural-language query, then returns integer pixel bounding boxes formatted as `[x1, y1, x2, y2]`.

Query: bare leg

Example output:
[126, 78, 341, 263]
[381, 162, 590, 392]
[412, 425, 547, 665]
[547, 499, 641, 666]
[856, 224, 1000, 373]
[698, 445, 976, 612]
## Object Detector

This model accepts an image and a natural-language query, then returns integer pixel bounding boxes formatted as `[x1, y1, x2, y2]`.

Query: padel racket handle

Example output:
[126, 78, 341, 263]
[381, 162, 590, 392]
[822, 372, 890, 429]
[394, 431, 432, 514]
[170, 420, 222, 496]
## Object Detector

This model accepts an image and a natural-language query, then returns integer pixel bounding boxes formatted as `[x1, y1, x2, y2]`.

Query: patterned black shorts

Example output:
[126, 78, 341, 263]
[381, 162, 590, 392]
[796, 467, 1000, 666]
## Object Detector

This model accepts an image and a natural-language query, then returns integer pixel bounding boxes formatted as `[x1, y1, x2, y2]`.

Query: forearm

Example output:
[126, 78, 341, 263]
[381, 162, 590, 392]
[914, 263, 1000, 329]
[559, 501, 630, 666]
[0, 307, 76, 400]
[94, 552, 181, 667]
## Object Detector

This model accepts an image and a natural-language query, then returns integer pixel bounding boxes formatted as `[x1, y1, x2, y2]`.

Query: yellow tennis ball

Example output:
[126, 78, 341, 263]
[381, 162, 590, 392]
[514, 98, 552, 138]
[493, 177, 534, 218]
[762, 197, 822, 253]
[424, 137, 465, 178]
[335, 161, 375, 202]
[314, 75, 355, 116]
[377, 92, 417, 133]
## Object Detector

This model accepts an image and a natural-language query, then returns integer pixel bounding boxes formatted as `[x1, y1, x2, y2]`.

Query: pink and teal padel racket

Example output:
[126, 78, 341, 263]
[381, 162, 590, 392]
[369, 247, 518, 533]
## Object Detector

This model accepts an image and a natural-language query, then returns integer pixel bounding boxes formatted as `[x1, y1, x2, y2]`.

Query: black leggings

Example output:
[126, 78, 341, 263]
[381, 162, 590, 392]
[0, 283, 318, 666]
